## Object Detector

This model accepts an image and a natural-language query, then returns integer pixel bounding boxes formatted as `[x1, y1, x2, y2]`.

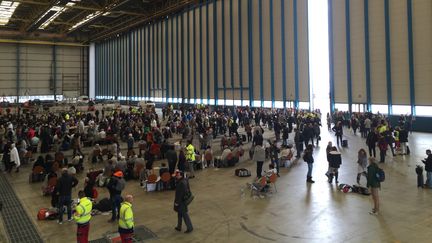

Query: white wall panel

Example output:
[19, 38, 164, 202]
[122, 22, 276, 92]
[332, 0, 347, 103]
[389, 0, 409, 105]
[252, 0, 260, 101]
[368, 0, 387, 104]
[262, 0, 271, 102]
[273, 0, 282, 102]
[412, 0, 432, 106]
[232, 0, 241, 100]
[350, 0, 366, 103]
[286, 0, 295, 102]
[240, 0, 249, 101]
[208, 3, 215, 100]
[297, 0, 310, 102]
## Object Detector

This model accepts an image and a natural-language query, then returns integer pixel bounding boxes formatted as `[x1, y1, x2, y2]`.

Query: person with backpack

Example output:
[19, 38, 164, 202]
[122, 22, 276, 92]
[367, 158, 381, 215]
[174, 171, 193, 233]
[327, 147, 342, 184]
[107, 171, 125, 223]
[303, 144, 315, 183]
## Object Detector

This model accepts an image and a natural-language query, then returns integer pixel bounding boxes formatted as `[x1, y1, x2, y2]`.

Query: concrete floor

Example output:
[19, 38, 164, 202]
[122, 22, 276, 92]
[3, 125, 432, 243]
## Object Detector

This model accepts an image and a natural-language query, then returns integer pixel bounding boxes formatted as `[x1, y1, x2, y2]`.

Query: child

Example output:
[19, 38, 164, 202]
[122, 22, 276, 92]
[357, 149, 368, 185]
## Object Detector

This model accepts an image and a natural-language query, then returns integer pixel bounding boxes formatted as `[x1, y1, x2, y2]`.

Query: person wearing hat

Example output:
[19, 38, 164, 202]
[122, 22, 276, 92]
[56, 168, 79, 224]
[107, 171, 125, 223]
[174, 171, 193, 233]
[118, 194, 134, 242]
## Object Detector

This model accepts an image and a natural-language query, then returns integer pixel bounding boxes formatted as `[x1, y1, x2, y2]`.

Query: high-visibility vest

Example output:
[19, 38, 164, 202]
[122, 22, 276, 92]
[379, 125, 387, 134]
[186, 144, 195, 161]
[73, 197, 92, 224]
[119, 202, 134, 229]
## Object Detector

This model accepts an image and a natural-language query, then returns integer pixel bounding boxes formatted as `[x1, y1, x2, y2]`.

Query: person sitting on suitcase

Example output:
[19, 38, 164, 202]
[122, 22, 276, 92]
[220, 146, 232, 168]
[422, 150, 432, 188]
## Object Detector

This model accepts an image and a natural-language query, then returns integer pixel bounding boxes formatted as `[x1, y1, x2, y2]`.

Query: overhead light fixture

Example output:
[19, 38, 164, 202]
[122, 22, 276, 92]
[38, 2, 76, 29]
[0, 1, 20, 26]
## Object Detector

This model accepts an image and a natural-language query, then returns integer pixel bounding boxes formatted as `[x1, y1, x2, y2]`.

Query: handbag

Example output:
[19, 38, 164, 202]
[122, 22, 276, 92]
[183, 191, 194, 205]
[183, 179, 194, 205]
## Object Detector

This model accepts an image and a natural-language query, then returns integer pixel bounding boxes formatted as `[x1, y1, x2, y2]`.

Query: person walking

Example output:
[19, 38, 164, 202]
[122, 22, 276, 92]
[174, 171, 193, 233]
[107, 171, 125, 223]
[74, 190, 92, 243]
[303, 144, 315, 183]
[252, 144, 266, 178]
[367, 158, 381, 215]
[118, 195, 134, 243]
[356, 149, 368, 185]
[56, 168, 78, 224]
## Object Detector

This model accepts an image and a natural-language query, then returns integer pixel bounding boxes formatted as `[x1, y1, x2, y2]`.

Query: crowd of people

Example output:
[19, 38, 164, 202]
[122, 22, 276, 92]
[0, 102, 426, 241]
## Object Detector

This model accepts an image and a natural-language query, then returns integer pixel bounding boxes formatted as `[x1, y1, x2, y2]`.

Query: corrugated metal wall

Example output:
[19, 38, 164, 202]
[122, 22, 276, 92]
[0, 43, 88, 100]
[328, 0, 432, 114]
[95, 0, 310, 108]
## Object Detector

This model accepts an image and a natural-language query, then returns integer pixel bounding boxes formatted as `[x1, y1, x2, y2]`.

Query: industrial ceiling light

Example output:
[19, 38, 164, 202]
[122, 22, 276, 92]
[0, 1, 20, 26]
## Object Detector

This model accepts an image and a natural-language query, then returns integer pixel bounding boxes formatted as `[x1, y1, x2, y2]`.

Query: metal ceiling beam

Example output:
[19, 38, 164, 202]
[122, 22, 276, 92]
[12, 0, 147, 16]
[0, 38, 88, 46]
[91, 0, 194, 42]
[21, 0, 58, 32]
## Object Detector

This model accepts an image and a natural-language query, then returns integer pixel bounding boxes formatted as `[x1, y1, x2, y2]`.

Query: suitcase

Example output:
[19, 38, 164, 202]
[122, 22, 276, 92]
[342, 140, 348, 147]
[416, 165, 424, 187]
[242, 134, 247, 142]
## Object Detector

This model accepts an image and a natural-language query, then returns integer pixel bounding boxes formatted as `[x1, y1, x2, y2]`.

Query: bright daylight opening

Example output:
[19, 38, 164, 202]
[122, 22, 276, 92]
[308, 0, 330, 116]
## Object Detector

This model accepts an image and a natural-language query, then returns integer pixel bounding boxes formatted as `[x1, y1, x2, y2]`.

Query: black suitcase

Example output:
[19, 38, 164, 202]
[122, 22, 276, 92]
[416, 165, 424, 187]
[342, 140, 348, 147]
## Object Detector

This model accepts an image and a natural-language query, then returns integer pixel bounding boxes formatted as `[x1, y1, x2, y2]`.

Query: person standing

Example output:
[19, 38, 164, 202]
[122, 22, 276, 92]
[294, 128, 304, 158]
[9, 143, 20, 173]
[332, 122, 343, 147]
[357, 149, 368, 185]
[107, 171, 125, 223]
[367, 158, 381, 215]
[174, 171, 193, 233]
[185, 140, 196, 178]
[378, 136, 388, 163]
[118, 195, 134, 243]
[57, 168, 79, 224]
[74, 190, 92, 243]
[366, 129, 378, 158]
[327, 147, 342, 183]
[303, 144, 315, 183]
[252, 144, 266, 178]
[165, 145, 178, 175]
[269, 141, 280, 176]
[422, 150, 432, 188]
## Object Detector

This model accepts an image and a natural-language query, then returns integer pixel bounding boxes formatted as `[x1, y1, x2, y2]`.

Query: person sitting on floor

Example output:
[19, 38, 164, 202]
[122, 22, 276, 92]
[220, 146, 232, 167]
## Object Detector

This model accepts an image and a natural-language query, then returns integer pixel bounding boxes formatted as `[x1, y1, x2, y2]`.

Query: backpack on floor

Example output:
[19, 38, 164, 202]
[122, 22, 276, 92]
[235, 168, 251, 177]
[37, 208, 58, 220]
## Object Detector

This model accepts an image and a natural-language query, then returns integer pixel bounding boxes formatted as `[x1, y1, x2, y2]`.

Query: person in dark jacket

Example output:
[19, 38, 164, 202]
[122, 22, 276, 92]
[107, 171, 125, 222]
[252, 130, 263, 147]
[269, 141, 280, 176]
[332, 122, 343, 146]
[177, 150, 186, 172]
[399, 128, 409, 155]
[327, 147, 342, 183]
[367, 158, 381, 215]
[56, 168, 78, 224]
[174, 171, 193, 233]
[366, 129, 378, 158]
[422, 150, 432, 188]
[165, 145, 178, 175]
[303, 144, 315, 183]
[378, 136, 388, 163]
[294, 128, 304, 158]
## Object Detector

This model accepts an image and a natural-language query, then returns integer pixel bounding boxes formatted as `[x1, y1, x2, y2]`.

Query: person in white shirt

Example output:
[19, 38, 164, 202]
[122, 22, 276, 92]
[280, 144, 294, 167]
[9, 143, 20, 173]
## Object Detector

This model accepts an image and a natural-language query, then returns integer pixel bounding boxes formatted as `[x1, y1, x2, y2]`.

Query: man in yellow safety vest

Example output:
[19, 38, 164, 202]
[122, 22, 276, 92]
[74, 190, 92, 243]
[118, 194, 134, 243]
[186, 141, 196, 178]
